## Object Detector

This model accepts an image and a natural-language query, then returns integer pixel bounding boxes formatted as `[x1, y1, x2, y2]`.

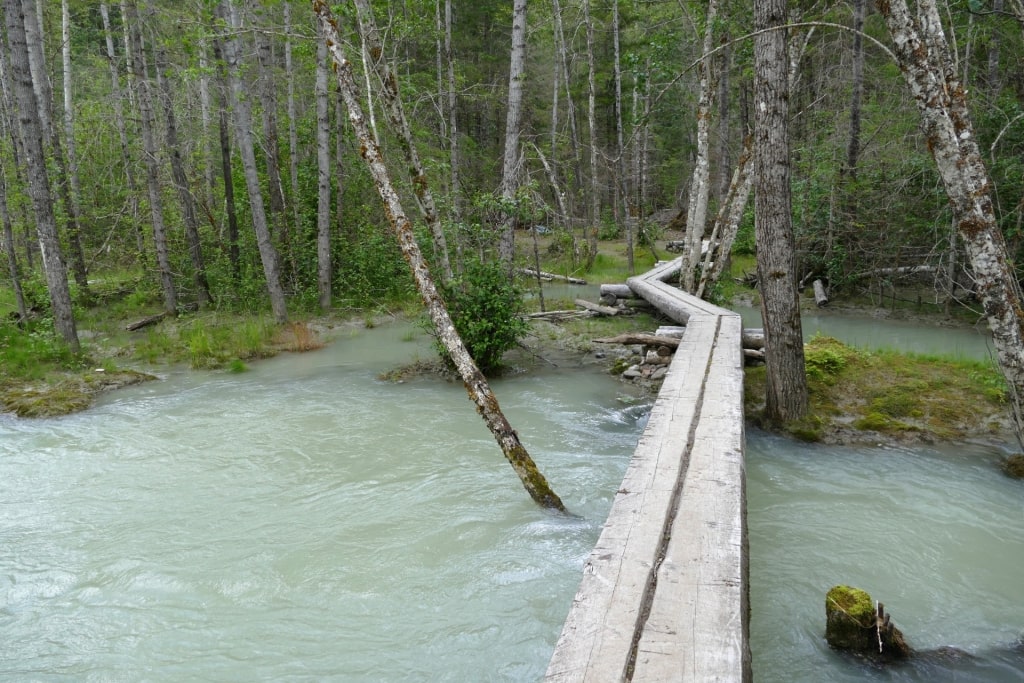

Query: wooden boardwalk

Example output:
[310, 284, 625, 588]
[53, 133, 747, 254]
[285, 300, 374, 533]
[545, 259, 750, 682]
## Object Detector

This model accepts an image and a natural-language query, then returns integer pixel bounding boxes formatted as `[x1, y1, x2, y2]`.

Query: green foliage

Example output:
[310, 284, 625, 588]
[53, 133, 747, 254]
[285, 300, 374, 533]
[803, 337, 851, 384]
[0, 319, 84, 382]
[334, 228, 416, 307]
[433, 259, 528, 374]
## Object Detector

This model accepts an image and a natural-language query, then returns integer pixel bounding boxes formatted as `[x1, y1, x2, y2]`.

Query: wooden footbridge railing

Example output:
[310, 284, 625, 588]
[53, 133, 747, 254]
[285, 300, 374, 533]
[545, 258, 751, 682]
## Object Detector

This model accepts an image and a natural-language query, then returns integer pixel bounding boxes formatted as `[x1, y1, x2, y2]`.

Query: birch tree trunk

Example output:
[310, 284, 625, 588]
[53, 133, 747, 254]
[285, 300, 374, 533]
[312, 1, 565, 512]
[879, 0, 1024, 446]
[754, 0, 808, 422]
[3, 0, 78, 351]
[352, 0, 452, 285]
[497, 0, 529, 268]
[124, 0, 177, 315]
[219, 0, 289, 323]
[681, 0, 719, 293]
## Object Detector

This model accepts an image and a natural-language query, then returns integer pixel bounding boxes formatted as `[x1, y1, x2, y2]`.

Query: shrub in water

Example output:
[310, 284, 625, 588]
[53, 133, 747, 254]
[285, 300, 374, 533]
[434, 260, 528, 374]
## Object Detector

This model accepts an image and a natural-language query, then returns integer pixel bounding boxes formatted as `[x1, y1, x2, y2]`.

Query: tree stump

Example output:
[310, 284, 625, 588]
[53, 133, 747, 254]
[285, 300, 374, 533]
[825, 585, 911, 660]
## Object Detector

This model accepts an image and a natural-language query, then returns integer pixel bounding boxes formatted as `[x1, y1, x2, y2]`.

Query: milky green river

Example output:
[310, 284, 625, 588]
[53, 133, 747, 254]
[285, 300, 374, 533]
[2, 317, 1021, 681]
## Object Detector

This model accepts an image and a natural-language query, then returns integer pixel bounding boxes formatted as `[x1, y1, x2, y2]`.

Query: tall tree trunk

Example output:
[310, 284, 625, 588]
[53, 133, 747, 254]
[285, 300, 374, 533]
[879, 0, 1024, 447]
[551, 0, 582, 224]
[284, 1, 302, 250]
[696, 135, 753, 300]
[353, 0, 452, 285]
[844, 0, 866, 178]
[210, 34, 241, 281]
[249, 2, 287, 233]
[611, 0, 626, 244]
[3, 0, 78, 351]
[60, 0, 88, 291]
[100, 2, 146, 264]
[197, 34, 216, 217]
[124, 0, 177, 315]
[313, 1, 565, 512]
[316, 31, 332, 311]
[0, 166, 27, 320]
[219, 0, 288, 323]
[583, 0, 599, 267]
[754, 0, 808, 422]
[497, 0, 529, 268]
[25, 0, 90, 301]
[681, 0, 719, 292]
[156, 46, 211, 307]
[444, 0, 463, 272]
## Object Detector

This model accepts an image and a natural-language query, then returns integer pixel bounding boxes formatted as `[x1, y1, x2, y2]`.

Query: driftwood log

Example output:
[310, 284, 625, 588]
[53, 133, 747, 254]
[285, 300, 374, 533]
[593, 333, 681, 349]
[813, 279, 829, 307]
[575, 298, 620, 316]
[126, 311, 171, 331]
[518, 268, 587, 284]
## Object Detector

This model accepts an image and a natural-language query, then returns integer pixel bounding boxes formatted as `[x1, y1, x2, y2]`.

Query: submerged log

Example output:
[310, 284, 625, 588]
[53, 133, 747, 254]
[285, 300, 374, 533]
[825, 585, 911, 660]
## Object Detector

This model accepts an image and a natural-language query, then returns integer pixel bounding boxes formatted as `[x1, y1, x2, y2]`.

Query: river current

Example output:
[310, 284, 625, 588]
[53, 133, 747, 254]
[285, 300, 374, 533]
[2, 315, 1022, 681]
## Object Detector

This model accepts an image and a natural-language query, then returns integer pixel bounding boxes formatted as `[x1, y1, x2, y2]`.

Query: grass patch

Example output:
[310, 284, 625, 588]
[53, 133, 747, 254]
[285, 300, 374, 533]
[745, 336, 1008, 442]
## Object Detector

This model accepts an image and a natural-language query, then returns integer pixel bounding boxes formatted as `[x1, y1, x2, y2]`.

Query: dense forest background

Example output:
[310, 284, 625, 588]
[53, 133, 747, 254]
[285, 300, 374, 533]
[1, 0, 1022, 325]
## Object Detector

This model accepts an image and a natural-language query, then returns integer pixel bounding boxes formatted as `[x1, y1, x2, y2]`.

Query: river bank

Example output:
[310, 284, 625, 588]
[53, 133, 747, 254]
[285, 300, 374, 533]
[0, 281, 1017, 460]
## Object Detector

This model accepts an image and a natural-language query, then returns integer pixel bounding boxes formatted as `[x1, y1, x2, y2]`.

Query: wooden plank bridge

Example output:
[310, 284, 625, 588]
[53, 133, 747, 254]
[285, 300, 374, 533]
[545, 258, 751, 682]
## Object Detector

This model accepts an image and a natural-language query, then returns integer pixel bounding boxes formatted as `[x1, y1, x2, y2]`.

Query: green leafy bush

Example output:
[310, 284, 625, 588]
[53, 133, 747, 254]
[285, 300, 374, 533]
[433, 260, 528, 374]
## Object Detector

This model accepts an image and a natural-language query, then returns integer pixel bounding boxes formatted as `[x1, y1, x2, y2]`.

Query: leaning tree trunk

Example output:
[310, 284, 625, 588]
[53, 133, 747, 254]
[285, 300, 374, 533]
[3, 0, 78, 352]
[313, 1, 565, 512]
[879, 0, 1024, 447]
[696, 134, 753, 300]
[352, 0, 452, 285]
[754, 0, 808, 422]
